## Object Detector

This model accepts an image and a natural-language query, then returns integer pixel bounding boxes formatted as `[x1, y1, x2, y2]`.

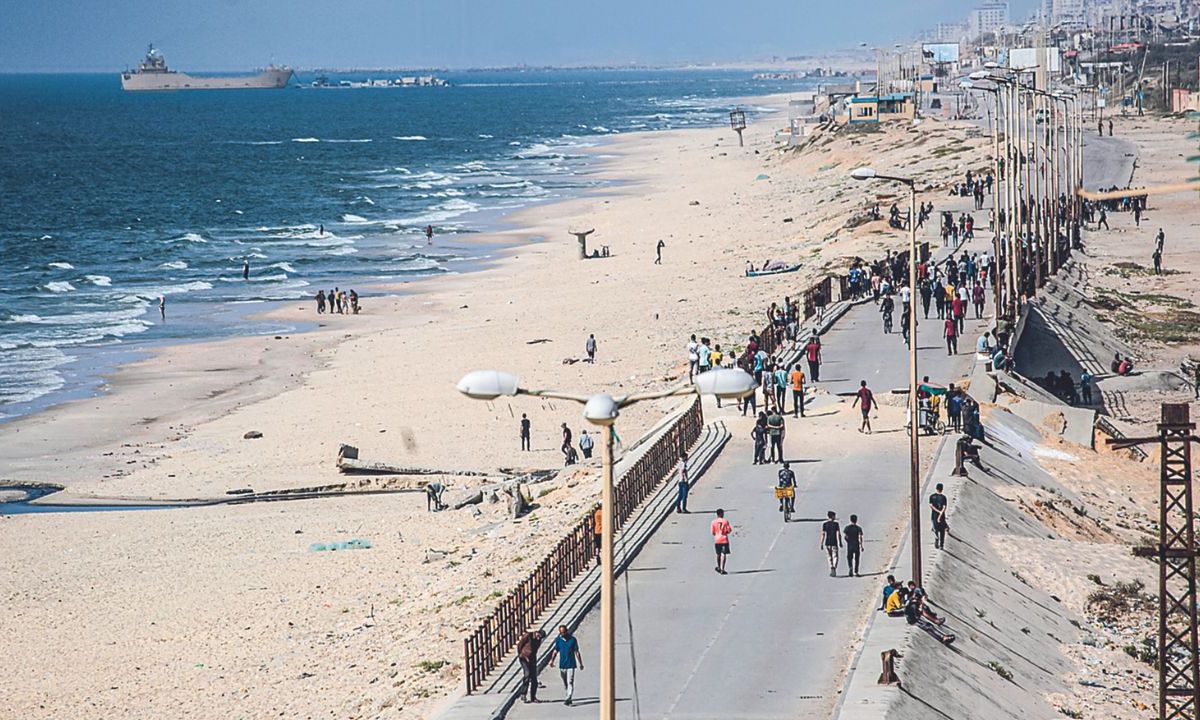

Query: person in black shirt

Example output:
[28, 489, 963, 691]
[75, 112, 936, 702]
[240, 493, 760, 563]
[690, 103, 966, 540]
[819, 510, 842, 577]
[844, 514, 864, 577]
[520, 413, 531, 451]
[929, 483, 949, 549]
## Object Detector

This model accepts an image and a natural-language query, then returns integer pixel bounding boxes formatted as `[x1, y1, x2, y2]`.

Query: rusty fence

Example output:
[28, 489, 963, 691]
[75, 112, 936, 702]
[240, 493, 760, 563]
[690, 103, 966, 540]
[463, 396, 704, 694]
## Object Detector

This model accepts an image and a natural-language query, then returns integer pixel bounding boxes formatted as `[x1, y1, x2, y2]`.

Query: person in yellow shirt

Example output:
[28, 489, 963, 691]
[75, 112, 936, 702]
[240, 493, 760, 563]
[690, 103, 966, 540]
[885, 585, 905, 614]
[788, 363, 806, 418]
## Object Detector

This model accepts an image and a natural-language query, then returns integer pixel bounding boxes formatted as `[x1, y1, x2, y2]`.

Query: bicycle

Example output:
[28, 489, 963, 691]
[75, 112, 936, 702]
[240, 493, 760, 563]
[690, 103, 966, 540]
[882, 310, 893, 334]
[775, 485, 795, 523]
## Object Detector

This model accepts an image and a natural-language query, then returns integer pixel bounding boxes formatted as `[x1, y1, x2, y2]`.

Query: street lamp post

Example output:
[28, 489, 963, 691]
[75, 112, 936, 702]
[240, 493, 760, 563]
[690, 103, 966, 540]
[966, 74, 1007, 316]
[456, 367, 756, 720]
[850, 166, 923, 588]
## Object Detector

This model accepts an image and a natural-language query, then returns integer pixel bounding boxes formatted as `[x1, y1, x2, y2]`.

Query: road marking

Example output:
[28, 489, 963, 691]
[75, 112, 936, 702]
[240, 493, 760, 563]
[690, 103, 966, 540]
[662, 520, 788, 718]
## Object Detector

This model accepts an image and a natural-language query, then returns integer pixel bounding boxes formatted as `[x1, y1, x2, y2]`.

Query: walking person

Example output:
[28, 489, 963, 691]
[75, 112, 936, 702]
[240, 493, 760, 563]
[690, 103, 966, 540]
[578, 429, 594, 459]
[712, 509, 732, 575]
[561, 423, 573, 464]
[751, 418, 767, 465]
[856, 380, 879, 434]
[943, 314, 958, 355]
[820, 510, 842, 577]
[548, 625, 583, 706]
[242, 260, 250, 280]
[675, 452, 690, 513]
[687, 334, 699, 381]
[520, 413, 531, 451]
[844, 515, 864, 577]
[805, 334, 822, 383]
[789, 363, 806, 418]
[516, 629, 546, 704]
[585, 334, 597, 363]
[655, 239, 665, 264]
[930, 483, 949, 549]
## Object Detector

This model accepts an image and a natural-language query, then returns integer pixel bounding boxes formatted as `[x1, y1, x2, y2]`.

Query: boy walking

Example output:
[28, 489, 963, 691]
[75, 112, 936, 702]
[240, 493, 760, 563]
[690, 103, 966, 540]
[548, 625, 583, 706]
[820, 510, 842, 577]
[856, 380, 879, 434]
[712, 509, 732, 575]
[844, 514, 864, 577]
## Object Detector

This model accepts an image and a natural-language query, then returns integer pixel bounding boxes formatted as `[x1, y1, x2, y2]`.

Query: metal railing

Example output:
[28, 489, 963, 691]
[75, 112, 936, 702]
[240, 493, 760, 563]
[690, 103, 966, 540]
[462, 396, 704, 694]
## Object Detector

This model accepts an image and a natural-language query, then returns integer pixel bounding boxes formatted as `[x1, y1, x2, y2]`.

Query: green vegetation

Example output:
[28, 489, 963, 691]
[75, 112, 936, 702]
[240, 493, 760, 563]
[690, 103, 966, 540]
[416, 659, 449, 673]
[1087, 573, 1103, 585]
[988, 661, 1014, 682]
[1060, 708, 1084, 718]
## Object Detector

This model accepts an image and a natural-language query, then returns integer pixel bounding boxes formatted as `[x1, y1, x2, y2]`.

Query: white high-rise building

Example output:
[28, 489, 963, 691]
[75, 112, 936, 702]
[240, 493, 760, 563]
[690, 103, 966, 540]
[1041, 0, 1088, 25]
[970, 1, 1010, 37]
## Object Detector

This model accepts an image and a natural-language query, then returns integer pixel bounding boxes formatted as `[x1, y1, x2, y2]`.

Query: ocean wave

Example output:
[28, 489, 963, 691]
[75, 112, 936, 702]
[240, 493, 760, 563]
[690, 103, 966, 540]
[84, 274, 112, 287]
[393, 135, 427, 141]
[341, 214, 369, 223]
[172, 232, 208, 243]
[325, 138, 373, 143]
[43, 281, 75, 293]
[323, 246, 359, 256]
[354, 195, 375, 205]
[268, 262, 298, 273]
[509, 141, 521, 146]
[228, 140, 284, 145]
[291, 137, 320, 143]
[478, 134, 494, 139]
[48, 261, 74, 270]
[160, 260, 189, 270]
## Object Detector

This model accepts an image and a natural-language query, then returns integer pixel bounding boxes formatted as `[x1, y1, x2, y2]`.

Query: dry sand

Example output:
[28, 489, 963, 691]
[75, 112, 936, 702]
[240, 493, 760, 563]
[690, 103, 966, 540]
[0, 102, 998, 719]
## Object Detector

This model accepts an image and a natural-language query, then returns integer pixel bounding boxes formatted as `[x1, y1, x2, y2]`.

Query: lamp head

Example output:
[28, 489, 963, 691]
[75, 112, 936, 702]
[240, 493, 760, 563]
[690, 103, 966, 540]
[583, 393, 619, 426]
[456, 370, 520, 400]
[969, 70, 990, 80]
[693, 368, 757, 399]
[849, 167, 878, 181]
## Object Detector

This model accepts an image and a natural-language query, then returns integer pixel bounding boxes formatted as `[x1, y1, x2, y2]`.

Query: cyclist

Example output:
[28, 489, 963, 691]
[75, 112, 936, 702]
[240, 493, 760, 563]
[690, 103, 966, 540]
[777, 462, 797, 515]
[880, 293, 895, 334]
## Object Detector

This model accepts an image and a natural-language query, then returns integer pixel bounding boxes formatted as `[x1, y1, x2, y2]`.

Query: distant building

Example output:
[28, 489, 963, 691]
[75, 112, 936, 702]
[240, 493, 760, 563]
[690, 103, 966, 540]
[970, 2, 1009, 38]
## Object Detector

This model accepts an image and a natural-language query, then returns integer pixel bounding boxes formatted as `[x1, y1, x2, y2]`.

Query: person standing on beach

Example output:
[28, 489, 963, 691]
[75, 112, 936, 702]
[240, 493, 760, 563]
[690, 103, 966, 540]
[585, 334, 597, 363]
[857, 380, 878, 434]
[516, 629, 546, 704]
[243, 260, 250, 280]
[159, 295, 166, 320]
[712, 509, 732, 575]
[820, 511, 842, 577]
[1155, 228, 1165, 255]
[805, 335, 822, 383]
[687, 334, 699, 381]
[578, 430, 593, 459]
[548, 625, 583, 706]
[425, 224, 434, 245]
[675, 452, 690, 513]
[316, 290, 326, 314]
[930, 483, 949, 549]
[520, 413, 531, 451]
[844, 514, 864, 577]
[655, 239, 665, 265]
[561, 423, 572, 462]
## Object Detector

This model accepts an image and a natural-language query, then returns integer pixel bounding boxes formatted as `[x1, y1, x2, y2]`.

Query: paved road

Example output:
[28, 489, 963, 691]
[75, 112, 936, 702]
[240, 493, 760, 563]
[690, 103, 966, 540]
[510, 211, 997, 719]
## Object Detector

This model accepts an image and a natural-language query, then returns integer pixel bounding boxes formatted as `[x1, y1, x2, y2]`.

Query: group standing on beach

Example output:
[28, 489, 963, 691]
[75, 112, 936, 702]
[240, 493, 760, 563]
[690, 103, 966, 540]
[315, 288, 360, 315]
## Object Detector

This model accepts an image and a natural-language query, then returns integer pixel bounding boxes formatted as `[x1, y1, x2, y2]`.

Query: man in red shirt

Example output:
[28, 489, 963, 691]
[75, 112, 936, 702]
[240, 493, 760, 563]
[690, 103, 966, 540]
[805, 335, 822, 382]
[856, 380, 879, 434]
[711, 508, 732, 575]
[950, 293, 965, 335]
[944, 315, 958, 355]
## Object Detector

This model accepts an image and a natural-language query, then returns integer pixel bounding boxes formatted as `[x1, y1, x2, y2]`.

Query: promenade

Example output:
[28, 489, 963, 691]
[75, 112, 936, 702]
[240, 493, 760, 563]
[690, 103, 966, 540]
[508, 193, 997, 719]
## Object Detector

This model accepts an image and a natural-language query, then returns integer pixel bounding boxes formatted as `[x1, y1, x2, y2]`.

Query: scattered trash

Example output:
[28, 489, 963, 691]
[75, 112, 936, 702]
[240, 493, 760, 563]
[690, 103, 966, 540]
[243, 430, 263, 440]
[755, 174, 770, 181]
[310, 538, 373, 552]
[688, 200, 700, 206]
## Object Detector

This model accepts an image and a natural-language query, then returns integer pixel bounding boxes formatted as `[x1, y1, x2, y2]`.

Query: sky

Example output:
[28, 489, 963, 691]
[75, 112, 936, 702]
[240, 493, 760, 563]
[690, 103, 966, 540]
[0, 0, 1039, 72]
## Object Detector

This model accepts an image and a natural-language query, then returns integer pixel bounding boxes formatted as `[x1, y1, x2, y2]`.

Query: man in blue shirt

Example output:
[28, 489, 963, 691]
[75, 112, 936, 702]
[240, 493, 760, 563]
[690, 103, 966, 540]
[549, 624, 584, 706]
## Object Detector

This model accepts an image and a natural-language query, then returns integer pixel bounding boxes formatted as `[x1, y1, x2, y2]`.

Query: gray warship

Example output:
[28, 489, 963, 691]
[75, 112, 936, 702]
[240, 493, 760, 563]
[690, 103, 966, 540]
[121, 46, 293, 91]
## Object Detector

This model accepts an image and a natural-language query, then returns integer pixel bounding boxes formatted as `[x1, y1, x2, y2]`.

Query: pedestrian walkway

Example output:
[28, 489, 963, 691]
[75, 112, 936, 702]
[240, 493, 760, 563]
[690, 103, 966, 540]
[506, 193, 999, 718]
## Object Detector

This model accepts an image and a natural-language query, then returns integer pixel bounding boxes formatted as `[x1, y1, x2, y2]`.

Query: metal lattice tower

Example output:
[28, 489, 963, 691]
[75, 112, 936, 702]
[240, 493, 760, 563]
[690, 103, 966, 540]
[1110, 403, 1200, 720]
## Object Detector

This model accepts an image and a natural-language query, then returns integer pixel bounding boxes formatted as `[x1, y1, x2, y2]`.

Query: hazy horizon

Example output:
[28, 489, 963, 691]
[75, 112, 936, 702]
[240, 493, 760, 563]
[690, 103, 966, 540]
[2, 0, 1036, 73]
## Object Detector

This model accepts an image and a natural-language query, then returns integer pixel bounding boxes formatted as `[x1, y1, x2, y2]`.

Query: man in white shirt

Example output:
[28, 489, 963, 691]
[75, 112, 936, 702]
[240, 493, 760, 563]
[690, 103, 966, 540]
[976, 331, 991, 355]
[687, 335, 699, 380]
[899, 285, 912, 308]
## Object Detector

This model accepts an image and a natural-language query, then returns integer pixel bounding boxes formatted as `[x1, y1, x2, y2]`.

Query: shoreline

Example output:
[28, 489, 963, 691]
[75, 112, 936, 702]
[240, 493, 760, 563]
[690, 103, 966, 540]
[0, 92, 795, 493]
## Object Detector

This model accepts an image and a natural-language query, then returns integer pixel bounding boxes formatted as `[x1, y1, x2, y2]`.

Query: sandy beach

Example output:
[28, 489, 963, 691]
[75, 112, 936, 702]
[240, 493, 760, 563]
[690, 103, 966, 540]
[0, 98, 999, 718]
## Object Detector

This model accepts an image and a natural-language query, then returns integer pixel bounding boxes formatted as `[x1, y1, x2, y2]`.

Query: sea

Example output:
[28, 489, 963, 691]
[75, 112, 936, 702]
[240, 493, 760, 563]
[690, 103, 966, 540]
[0, 69, 819, 420]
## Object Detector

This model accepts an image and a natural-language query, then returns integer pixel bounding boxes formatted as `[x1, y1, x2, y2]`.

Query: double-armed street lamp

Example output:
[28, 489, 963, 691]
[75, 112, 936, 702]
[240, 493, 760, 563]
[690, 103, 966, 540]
[456, 367, 756, 720]
[849, 166, 924, 588]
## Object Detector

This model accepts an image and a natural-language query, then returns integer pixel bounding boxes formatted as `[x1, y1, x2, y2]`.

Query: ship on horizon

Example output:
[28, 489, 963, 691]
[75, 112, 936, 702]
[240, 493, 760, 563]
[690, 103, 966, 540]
[120, 45, 293, 92]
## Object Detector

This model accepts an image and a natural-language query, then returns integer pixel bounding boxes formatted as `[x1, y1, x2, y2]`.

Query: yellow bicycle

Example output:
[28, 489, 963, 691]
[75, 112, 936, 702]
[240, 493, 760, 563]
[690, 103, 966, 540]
[775, 485, 796, 523]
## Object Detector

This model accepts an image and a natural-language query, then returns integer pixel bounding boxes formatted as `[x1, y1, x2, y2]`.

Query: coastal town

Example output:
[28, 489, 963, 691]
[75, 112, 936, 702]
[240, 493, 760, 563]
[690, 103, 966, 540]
[4, 2, 1200, 720]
